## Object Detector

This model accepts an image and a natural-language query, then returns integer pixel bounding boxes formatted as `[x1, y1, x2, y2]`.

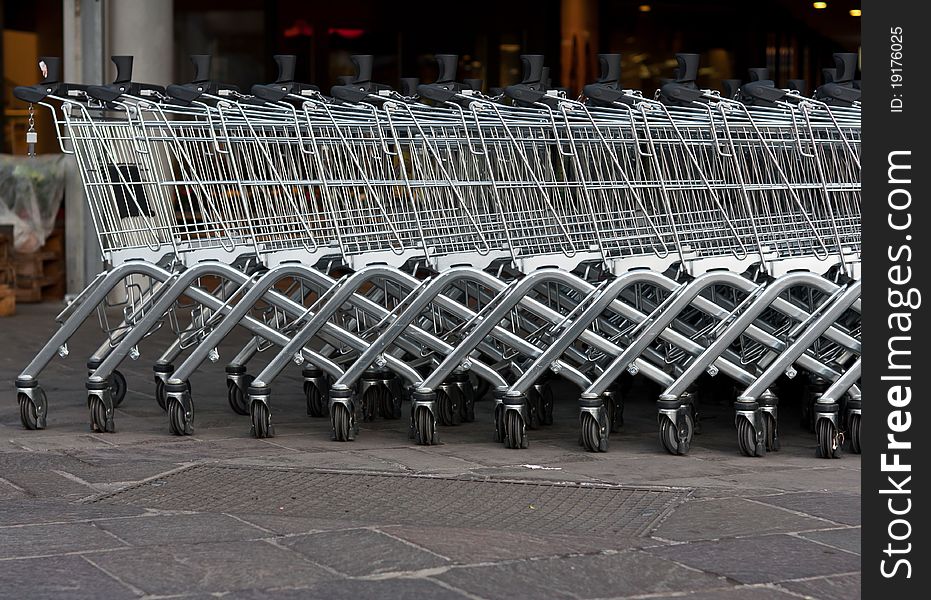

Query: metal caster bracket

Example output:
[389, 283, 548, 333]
[16, 378, 48, 430]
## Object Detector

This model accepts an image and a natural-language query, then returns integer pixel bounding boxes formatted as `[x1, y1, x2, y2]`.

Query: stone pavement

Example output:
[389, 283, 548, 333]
[0, 304, 861, 599]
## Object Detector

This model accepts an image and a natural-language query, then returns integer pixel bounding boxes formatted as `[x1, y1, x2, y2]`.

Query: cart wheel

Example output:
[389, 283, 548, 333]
[460, 381, 476, 423]
[736, 418, 760, 457]
[436, 388, 459, 426]
[503, 410, 527, 449]
[251, 401, 273, 438]
[581, 413, 607, 453]
[159, 380, 190, 413]
[763, 412, 779, 452]
[414, 406, 437, 446]
[154, 378, 168, 412]
[89, 394, 113, 433]
[660, 414, 692, 456]
[227, 375, 252, 416]
[304, 381, 327, 417]
[18, 393, 39, 430]
[848, 414, 861, 454]
[110, 370, 127, 408]
[167, 398, 193, 436]
[817, 418, 840, 459]
[332, 403, 352, 442]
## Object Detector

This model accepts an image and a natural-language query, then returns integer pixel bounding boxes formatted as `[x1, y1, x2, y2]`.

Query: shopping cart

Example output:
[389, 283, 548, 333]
[12, 50, 860, 458]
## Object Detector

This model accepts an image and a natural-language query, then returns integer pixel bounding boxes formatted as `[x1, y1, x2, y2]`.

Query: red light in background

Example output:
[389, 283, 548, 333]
[284, 19, 314, 38]
[328, 28, 366, 39]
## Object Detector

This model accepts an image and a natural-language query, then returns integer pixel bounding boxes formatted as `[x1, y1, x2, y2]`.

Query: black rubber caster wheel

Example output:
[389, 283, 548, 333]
[251, 401, 273, 438]
[158, 380, 190, 413]
[414, 406, 437, 446]
[817, 419, 841, 459]
[737, 418, 761, 457]
[155, 377, 168, 412]
[763, 412, 779, 452]
[227, 375, 252, 416]
[110, 370, 127, 408]
[660, 414, 693, 456]
[503, 411, 528, 449]
[848, 414, 861, 454]
[18, 393, 39, 430]
[580, 413, 607, 453]
[436, 388, 459, 426]
[168, 398, 193, 436]
[304, 381, 328, 417]
[89, 394, 113, 433]
[332, 403, 353, 442]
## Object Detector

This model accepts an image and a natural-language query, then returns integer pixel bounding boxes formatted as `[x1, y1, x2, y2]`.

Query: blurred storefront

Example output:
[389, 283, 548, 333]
[4, 0, 861, 153]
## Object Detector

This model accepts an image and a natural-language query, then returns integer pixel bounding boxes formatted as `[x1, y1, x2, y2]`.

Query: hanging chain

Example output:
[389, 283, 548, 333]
[26, 103, 38, 157]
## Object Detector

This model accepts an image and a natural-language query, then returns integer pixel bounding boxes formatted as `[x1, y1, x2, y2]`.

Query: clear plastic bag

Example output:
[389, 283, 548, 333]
[0, 154, 66, 253]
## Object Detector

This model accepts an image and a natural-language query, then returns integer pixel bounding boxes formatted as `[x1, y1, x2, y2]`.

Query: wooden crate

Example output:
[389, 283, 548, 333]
[11, 222, 66, 303]
[14, 249, 66, 303]
[40, 227, 65, 256]
[0, 226, 15, 314]
[0, 284, 14, 317]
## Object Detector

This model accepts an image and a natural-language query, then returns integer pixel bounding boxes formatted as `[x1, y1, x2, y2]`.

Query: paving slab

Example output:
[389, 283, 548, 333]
[779, 573, 861, 600]
[92, 512, 269, 546]
[750, 491, 860, 526]
[227, 513, 366, 535]
[0, 450, 99, 473]
[429, 440, 606, 469]
[651, 497, 828, 541]
[648, 534, 860, 584]
[0, 450, 179, 487]
[656, 466, 862, 496]
[0, 479, 28, 500]
[639, 584, 801, 600]
[381, 524, 658, 562]
[222, 449, 414, 472]
[212, 578, 471, 599]
[280, 528, 450, 576]
[0, 554, 138, 600]
[799, 527, 861, 555]
[244, 431, 406, 453]
[68, 460, 183, 485]
[436, 550, 731, 599]
[5, 434, 119, 452]
[353, 446, 486, 474]
[0, 522, 127, 558]
[84, 438, 285, 463]
[0, 498, 146, 526]
[86, 539, 337, 595]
